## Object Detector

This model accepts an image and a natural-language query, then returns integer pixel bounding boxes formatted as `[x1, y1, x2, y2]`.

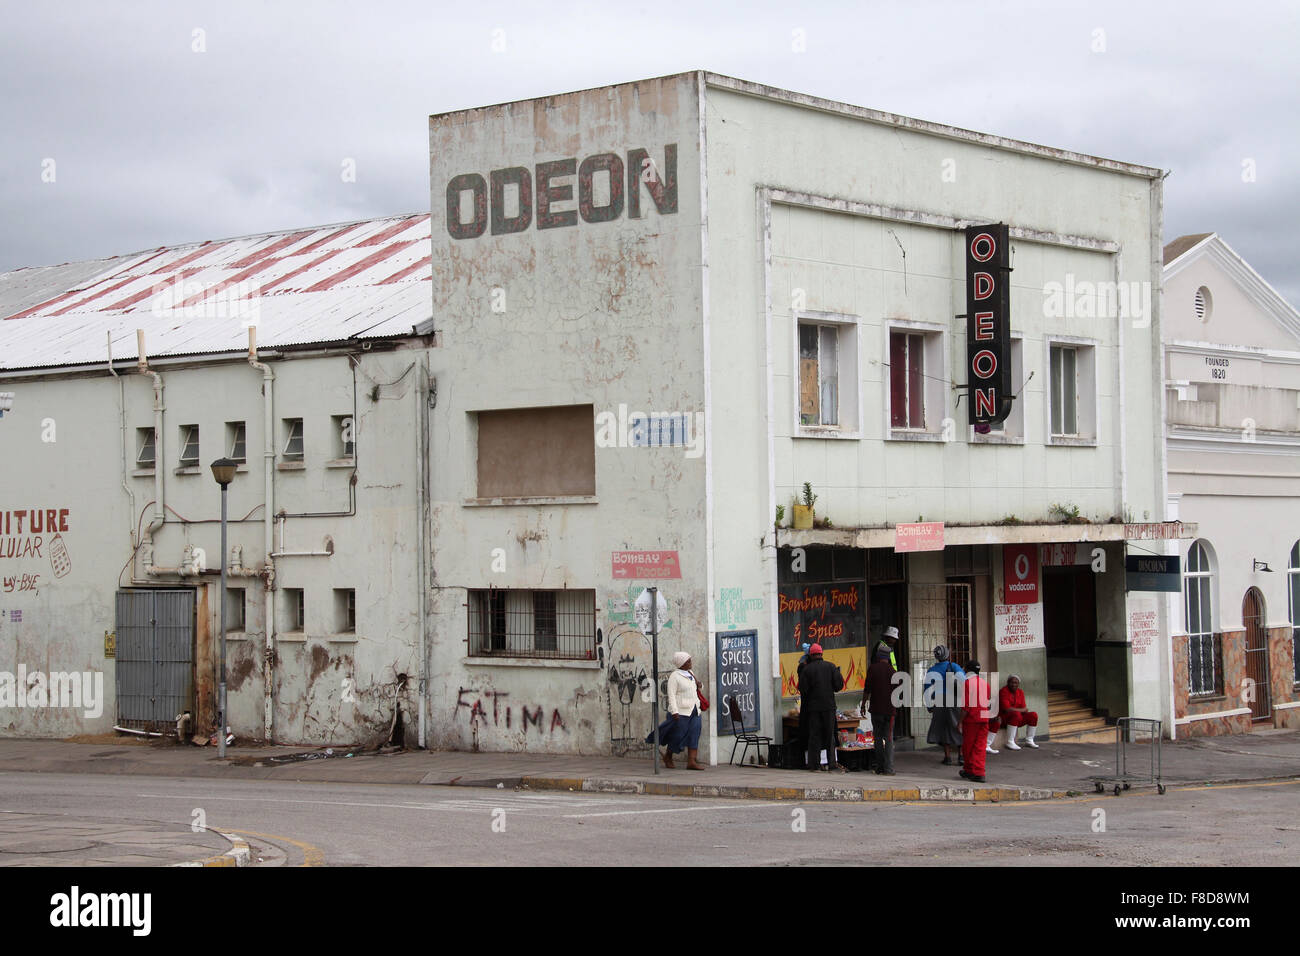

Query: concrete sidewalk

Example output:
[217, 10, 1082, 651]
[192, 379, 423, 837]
[1, 729, 1298, 804]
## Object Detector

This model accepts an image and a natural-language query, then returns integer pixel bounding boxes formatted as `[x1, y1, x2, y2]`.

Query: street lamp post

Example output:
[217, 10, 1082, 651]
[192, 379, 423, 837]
[209, 458, 238, 759]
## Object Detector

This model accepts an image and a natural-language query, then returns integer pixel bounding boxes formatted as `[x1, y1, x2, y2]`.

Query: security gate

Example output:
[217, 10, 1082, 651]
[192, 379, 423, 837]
[1242, 588, 1271, 722]
[115, 589, 195, 730]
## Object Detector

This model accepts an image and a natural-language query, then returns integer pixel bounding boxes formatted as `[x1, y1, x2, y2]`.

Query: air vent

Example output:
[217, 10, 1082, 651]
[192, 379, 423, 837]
[1194, 286, 1213, 322]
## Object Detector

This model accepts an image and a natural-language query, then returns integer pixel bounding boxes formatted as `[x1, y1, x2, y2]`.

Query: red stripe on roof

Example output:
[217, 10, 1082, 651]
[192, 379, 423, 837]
[6, 286, 87, 320]
[149, 241, 229, 275]
[173, 251, 296, 310]
[357, 215, 429, 248]
[113, 268, 208, 313]
[293, 223, 365, 257]
[227, 231, 315, 270]
[104, 248, 169, 278]
[302, 239, 423, 293]
[258, 246, 353, 294]
[49, 276, 144, 316]
[377, 255, 432, 285]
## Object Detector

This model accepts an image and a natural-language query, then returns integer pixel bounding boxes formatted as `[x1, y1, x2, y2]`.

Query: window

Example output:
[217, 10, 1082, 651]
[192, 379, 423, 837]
[283, 588, 305, 633]
[1047, 340, 1097, 443]
[974, 338, 1024, 442]
[136, 428, 156, 469]
[885, 325, 943, 436]
[178, 425, 200, 468]
[333, 415, 355, 459]
[227, 422, 246, 463]
[334, 588, 356, 633]
[795, 315, 859, 434]
[1290, 541, 1300, 683]
[282, 419, 304, 461]
[889, 331, 924, 428]
[475, 405, 595, 499]
[467, 589, 596, 659]
[225, 587, 245, 631]
[1184, 540, 1221, 696]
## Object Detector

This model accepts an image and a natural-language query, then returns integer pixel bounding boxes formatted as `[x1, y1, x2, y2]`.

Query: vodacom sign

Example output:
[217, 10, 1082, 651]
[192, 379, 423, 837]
[1003, 544, 1039, 604]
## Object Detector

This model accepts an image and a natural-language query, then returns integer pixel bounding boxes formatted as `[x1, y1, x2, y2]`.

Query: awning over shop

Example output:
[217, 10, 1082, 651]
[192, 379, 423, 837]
[778, 521, 1197, 551]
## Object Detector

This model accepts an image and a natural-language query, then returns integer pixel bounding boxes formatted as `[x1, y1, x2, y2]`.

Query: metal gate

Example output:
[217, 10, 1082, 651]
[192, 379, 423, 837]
[906, 583, 971, 739]
[1242, 588, 1271, 722]
[115, 589, 195, 729]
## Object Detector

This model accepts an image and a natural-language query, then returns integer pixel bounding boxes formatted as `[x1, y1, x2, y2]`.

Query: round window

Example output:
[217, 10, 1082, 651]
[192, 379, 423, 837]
[1194, 286, 1213, 323]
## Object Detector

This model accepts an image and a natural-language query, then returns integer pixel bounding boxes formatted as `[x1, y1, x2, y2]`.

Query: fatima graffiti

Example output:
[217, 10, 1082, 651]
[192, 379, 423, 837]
[454, 687, 567, 736]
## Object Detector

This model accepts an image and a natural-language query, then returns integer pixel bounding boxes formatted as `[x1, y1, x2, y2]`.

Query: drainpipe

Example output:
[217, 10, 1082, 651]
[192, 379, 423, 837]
[414, 360, 430, 749]
[248, 326, 277, 744]
[271, 515, 334, 557]
[138, 330, 165, 550]
[107, 332, 136, 550]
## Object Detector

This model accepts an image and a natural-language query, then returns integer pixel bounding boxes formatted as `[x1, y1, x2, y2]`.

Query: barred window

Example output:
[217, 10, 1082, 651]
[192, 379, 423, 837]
[1289, 541, 1299, 684]
[1185, 540, 1220, 696]
[468, 589, 595, 660]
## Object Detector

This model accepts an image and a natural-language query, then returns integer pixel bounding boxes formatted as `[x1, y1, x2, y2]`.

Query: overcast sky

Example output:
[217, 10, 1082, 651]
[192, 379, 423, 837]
[2, 0, 1297, 304]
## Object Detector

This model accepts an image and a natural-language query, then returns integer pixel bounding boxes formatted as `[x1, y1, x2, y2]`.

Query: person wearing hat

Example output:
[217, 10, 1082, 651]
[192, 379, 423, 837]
[798, 643, 844, 772]
[877, 626, 900, 669]
[923, 645, 965, 765]
[958, 659, 994, 782]
[645, 651, 706, 770]
[861, 642, 898, 774]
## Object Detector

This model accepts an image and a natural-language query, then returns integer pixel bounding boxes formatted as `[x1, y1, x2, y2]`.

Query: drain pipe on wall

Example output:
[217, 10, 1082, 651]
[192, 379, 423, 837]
[414, 360, 431, 749]
[107, 332, 136, 551]
[137, 330, 166, 552]
[248, 327, 277, 744]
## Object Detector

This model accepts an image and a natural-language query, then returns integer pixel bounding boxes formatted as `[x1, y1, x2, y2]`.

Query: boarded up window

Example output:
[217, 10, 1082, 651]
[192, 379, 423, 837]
[476, 405, 595, 498]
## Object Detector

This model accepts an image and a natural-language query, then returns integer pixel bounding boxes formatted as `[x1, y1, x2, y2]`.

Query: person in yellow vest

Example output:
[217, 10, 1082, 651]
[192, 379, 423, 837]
[877, 626, 899, 669]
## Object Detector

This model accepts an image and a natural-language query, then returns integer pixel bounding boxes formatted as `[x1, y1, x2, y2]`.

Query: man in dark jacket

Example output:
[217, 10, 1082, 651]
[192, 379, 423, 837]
[861, 644, 898, 775]
[799, 643, 844, 772]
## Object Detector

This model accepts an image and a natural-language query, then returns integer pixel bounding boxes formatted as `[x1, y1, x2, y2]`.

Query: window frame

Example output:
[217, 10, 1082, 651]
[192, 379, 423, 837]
[283, 587, 305, 634]
[178, 424, 200, 468]
[794, 311, 861, 439]
[1045, 336, 1098, 446]
[136, 427, 157, 469]
[332, 415, 355, 460]
[1184, 540, 1221, 697]
[225, 586, 246, 632]
[334, 588, 356, 634]
[282, 418, 304, 461]
[884, 319, 946, 441]
[226, 421, 247, 464]
[467, 588, 597, 660]
[971, 336, 1025, 444]
[1289, 541, 1300, 685]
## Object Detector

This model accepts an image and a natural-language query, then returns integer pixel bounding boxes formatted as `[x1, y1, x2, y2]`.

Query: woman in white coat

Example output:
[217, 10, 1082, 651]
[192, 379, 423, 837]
[646, 651, 706, 770]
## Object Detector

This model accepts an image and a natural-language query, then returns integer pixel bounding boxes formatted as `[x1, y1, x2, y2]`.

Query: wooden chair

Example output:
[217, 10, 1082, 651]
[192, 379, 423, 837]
[725, 695, 773, 766]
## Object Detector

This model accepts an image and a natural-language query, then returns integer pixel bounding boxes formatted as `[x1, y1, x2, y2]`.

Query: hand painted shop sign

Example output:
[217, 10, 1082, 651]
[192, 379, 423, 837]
[994, 602, 1045, 651]
[1124, 521, 1194, 540]
[1125, 555, 1181, 592]
[895, 521, 944, 552]
[612, 550, 681, 579]
[716, 630, 760, 736]
[445, 145, 678, 239]
[965, 223, 1012, 426]
[1003, 544, 1039, 604]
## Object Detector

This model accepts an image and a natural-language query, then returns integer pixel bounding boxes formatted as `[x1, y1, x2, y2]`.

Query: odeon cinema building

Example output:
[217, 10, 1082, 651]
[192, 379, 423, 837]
[0, 73, 1194, 757]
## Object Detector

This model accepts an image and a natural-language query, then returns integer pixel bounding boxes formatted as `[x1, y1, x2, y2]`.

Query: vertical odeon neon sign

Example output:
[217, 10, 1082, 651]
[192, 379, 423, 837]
[965, 223, 1012, 426]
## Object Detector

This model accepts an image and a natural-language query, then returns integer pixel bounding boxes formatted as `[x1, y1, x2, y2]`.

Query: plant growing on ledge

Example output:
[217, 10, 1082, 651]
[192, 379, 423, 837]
[774, 504, 785, 529]
[1050, 502, 1089, 524]
[813, 516, 833, 529]
[1001, 514, 1022, 525]
[793, 483, 817, 530]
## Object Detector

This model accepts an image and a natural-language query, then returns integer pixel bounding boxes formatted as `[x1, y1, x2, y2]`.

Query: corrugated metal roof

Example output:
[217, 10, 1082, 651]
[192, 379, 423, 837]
[0, 213, 432, 371]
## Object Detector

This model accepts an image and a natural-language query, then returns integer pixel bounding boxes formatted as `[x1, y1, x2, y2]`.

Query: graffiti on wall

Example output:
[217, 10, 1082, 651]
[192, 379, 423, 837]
[454, 687, 568, 735]
[604, 584, 674, 631]
[716, 586, 763, 629]
[600, 623, 655, 748]
[0, 508, 72, 580]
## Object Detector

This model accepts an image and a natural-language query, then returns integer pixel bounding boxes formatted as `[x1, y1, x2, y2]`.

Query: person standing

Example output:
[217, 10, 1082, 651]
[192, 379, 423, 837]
[645, 651, 706, 770]
[861, 644, 897, 775]
[799, 643, 844, 772]
[924, 645, 965, 765]
[877, 626, 900, 669]
[959, 659, 994, 783]
[995, 674, 1040, 749]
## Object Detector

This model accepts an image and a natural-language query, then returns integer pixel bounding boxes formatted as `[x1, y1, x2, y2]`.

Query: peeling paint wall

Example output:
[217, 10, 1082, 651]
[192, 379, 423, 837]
[0, 348, 426, 745]
[426, 74, 707, 755]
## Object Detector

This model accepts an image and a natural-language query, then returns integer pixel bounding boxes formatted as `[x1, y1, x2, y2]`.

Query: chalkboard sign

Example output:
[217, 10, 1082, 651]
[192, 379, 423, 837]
[716, 629, 760, 736]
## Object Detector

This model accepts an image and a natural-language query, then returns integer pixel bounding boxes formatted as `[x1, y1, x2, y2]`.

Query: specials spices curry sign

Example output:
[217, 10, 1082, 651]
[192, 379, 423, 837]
[965, 223, 1012, 426]
[715, 630, 760, 736]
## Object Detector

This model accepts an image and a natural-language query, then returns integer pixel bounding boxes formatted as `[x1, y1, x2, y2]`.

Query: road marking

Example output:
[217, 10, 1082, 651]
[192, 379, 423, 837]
[136, 792, 634, 814]
[562, 804, 770, 819]
[221, 828, 325, 867]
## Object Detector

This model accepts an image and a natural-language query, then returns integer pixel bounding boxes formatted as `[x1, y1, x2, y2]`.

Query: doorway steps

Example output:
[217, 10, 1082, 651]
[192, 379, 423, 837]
[1045, 689, 1113, 743]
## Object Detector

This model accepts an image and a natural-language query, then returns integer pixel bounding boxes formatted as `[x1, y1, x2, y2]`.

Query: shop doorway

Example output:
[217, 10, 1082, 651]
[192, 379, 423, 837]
[115, 589, 195, 731]
[1042, 567, 1098, 702]
[1243, 588, 1272, 722]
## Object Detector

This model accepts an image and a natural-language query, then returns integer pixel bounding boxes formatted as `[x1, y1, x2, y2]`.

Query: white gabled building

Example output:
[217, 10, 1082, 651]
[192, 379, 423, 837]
[1163, 233, 1300, 735]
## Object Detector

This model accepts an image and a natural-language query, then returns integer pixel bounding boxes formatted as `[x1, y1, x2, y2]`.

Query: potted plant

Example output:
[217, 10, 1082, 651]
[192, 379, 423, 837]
[793, 482, 817, 530]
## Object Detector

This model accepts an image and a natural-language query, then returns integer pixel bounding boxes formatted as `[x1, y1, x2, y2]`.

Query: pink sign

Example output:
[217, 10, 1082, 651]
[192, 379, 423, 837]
[611, 550, 681, 579]
[894, 522, 944, 553]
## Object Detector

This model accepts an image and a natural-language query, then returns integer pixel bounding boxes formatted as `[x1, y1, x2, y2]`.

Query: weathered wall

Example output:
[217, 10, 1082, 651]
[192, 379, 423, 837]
[425, 74, 707, 754]
[0, 348, 425, 745]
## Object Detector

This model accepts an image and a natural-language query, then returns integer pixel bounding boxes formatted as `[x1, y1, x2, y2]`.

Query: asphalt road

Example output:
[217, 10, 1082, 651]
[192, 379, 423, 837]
[0, 771, 1295, 866]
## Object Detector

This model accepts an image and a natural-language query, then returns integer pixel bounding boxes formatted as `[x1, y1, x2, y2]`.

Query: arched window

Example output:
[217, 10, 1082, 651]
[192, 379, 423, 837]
[1184, 540, 1220, 696]
[1290, 541, 1300, 684]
